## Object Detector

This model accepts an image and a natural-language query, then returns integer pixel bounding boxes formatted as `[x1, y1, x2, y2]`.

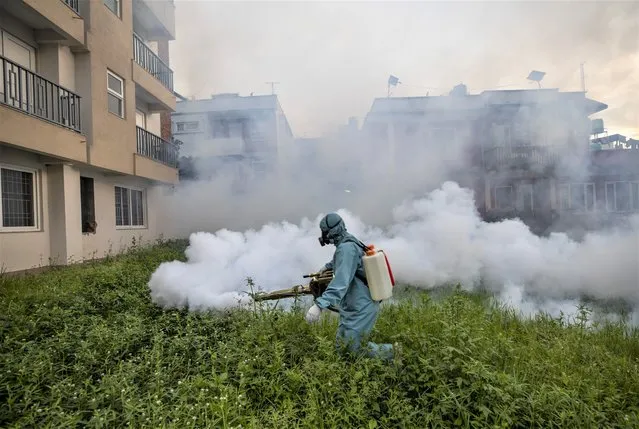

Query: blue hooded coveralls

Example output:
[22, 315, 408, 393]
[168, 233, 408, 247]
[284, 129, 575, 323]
[314, 213, 394, 361]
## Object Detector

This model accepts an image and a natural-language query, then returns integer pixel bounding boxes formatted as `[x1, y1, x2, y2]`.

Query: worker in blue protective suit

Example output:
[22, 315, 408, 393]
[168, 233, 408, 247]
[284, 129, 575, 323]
[305, 212, 395, 361]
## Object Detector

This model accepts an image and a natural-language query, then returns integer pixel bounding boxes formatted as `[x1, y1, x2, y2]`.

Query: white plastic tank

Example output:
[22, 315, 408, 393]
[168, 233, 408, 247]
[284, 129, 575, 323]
[362, 245, 394, 301]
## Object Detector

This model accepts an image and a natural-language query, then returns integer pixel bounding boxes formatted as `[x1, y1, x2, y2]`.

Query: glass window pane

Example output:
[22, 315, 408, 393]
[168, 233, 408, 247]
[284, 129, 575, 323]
[107, 73, 122, 94]
[108, 93, 122, 116]
[1, 168, 34, 227]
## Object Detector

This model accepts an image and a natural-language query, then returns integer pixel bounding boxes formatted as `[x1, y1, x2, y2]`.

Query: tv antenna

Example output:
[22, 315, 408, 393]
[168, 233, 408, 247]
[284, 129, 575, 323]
[526, 70, 545, 88]
[265, 81, 279, 95]
[580, 62, 587, 93]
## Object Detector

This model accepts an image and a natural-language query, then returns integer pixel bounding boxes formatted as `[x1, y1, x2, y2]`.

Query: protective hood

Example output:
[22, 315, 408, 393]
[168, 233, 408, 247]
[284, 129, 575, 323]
[319, 213, 347, 246]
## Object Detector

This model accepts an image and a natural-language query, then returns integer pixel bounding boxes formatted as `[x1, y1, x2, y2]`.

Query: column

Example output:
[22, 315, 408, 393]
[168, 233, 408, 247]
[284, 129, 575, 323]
[47, 163, 83, 265]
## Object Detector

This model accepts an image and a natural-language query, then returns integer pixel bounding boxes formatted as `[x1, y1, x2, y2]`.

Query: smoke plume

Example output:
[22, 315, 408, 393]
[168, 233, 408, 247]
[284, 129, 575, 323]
[149, 181, 639, 321]
[150, 1, 639, 322]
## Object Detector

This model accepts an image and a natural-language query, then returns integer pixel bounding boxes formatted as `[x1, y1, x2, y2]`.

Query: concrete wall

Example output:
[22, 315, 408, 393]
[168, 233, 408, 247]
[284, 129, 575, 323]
[80, 169, 166, 260]
[36, 43, 77, 92]
[0, 146, 172, 272]
[84, 0, 137, 175]
[0, 147, 51, 272]
[0, 11, 38, 50]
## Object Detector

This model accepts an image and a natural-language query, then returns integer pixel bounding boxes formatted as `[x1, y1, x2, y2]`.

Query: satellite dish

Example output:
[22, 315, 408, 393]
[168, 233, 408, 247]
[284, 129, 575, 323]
[527, 70, 546, 88]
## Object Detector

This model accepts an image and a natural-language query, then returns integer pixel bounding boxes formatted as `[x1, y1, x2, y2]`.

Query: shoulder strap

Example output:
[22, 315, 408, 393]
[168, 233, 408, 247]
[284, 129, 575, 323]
[339, 235, 369, 286]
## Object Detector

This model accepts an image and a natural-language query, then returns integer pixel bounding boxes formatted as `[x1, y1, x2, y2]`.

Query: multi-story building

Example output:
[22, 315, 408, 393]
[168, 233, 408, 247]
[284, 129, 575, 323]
[0, 0, 180, 272]
[361, 85, 636, 235]
[171, 93, 294, 188]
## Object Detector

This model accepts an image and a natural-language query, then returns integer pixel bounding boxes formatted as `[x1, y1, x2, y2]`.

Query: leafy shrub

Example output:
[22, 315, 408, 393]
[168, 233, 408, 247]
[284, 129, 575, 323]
[0, 240, 638, 428]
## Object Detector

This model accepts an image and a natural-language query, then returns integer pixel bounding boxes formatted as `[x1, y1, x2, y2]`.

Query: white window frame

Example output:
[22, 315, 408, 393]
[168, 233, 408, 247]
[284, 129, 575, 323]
[135, 109, 147, 129]
[107, 70, 125, 118]
[0, 30, 37, 71]
[104, 0, 121, 18]
[558, 182, 596, 213]
[494, 185, 514, 210]
[605, 181, 639, 213]
[0, 164, 40, 233]
[114, 184, 146, 229]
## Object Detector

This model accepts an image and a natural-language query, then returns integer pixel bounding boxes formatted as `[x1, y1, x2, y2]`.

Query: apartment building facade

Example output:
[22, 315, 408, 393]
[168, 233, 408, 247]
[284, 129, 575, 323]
[361, 86, 635, 235]
[0, 0, 180, 272]
[172, 93, 294, 190]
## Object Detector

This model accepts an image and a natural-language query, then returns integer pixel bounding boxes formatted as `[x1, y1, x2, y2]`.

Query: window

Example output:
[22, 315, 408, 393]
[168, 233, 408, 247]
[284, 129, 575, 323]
[605, 181, 639, 212]
[80, 177, 96, 234]
[517, 183, 534, 212]
[494, 186, 514, 210]
[115, 186, 145, 227]
[212, 119, 230, 138]
[0, 166, 37, 230]
[490, 124, 512, 147]
[104, 0, 121, 17]
[558, 183, 595, 212]
[176, 121, 199, 132]
[135, 109, 146, 129]
[107, 70, 124, 118]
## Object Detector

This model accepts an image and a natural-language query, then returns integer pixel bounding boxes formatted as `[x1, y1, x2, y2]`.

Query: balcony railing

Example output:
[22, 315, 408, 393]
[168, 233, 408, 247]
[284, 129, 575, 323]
[0, 55, 81, 132]
[483, 145, 560, 171]
[62, 0, 80, 13]
[136, 126, 180, 167]
[132, 34, 173, 92]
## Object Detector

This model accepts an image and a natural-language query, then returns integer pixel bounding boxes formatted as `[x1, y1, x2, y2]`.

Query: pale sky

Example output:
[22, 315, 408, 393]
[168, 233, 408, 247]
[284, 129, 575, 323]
[170, 0, 638, 138]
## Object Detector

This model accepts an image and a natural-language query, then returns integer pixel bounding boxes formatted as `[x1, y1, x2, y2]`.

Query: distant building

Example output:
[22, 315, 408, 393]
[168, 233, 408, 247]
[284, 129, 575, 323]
[171, 93, 294, 185]
[361, 87, 638, 235]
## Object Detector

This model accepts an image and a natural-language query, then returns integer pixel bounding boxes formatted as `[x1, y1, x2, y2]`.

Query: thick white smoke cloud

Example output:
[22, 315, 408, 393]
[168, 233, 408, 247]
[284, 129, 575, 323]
[149, 181, 639, 319]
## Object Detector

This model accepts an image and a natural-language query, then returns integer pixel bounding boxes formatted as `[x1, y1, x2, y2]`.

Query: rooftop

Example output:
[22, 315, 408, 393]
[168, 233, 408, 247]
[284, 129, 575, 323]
[175, 93, 282, 114]
[366, 88, 608, 117]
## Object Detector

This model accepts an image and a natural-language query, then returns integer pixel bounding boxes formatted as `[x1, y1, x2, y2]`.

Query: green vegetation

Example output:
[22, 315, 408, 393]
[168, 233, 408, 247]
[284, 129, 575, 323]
[1, 241, 638, 428]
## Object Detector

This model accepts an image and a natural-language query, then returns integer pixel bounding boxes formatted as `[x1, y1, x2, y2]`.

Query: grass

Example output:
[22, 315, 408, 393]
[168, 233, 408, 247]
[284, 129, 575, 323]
[1, 240, 638, 428]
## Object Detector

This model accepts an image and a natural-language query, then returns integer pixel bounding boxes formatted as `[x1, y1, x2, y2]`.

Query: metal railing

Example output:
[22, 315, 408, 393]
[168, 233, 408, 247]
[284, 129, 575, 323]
[482, 145, 560, 170]
[136, 126, 180, 167]
[62, 0, 80, 13]
[0, 55, 82, 132]
[132, 34, 173, 91]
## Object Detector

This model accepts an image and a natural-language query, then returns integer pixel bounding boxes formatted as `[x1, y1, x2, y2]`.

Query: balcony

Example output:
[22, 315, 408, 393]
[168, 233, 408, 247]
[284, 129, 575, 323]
[133, 0, 176, 40]
[61, 0, 79, 13]
[136, 127, 180, 168]
[132, 34, 176, 111]
[0, 55, 86, 162]
[133, 34, 173, 91]
[1, 0, 86, 46]
[483, 145, 561, 172]
[1, 55, 81, 132]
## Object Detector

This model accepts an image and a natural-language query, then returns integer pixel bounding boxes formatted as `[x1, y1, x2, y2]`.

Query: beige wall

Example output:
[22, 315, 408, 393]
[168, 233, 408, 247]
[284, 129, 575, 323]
[0, 145, 172, 272]
[0, 148, 51, 272]
[84, 0, 137, 175]
[0, 105, 87, 162]
[0, 13, 38, 49]
[59, 45, 76, 90]
[22, 0, 85, 45]
[80, 170, 166, 259]
[36, 43, 77, 91]
[47, 163, 83, 264]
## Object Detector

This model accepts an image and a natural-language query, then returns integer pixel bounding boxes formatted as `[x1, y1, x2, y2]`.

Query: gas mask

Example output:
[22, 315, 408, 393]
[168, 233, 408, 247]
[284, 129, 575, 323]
[318, 213, 342, 246]
[318, 231, 331, 246]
